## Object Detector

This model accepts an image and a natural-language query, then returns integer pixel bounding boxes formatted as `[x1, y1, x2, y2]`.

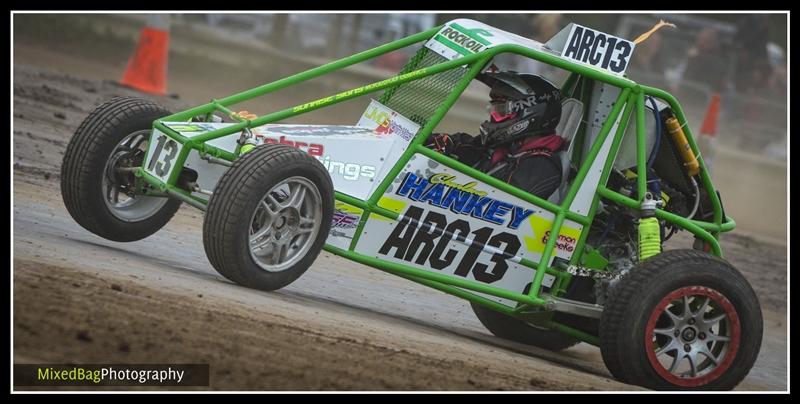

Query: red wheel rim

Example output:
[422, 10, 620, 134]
[644, 286, 741, 387]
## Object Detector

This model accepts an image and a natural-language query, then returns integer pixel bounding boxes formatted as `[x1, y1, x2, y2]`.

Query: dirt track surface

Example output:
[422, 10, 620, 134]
[12, 63, 787, 391]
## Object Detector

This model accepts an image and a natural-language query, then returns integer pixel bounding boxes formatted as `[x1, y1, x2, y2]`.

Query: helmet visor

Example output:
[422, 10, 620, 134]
[486, 101, 517, 122]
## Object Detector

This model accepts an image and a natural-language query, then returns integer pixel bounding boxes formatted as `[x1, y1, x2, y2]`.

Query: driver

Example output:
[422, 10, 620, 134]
[427, 70, 565, 200]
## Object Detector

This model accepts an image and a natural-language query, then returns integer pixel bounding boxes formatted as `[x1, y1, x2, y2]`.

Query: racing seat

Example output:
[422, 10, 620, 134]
[548, 97, 584, 204]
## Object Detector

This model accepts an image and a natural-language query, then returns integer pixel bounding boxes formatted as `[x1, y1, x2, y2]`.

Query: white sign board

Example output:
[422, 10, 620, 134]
[556, 24, 635, 76]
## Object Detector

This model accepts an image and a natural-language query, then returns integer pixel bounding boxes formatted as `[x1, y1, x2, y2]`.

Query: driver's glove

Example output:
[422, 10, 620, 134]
[426, 133, 457, 155]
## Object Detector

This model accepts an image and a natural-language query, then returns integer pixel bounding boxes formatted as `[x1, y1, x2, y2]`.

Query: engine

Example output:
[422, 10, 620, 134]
[586, 101, 720, 305]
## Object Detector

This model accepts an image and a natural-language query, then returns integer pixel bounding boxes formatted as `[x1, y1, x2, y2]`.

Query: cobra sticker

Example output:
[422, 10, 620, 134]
[252, 125, 398, 199]
[355, 153, 583, 305]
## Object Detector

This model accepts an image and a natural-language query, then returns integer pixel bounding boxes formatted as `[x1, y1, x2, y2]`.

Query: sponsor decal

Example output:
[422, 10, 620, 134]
[164, 123, 208, 133]
[293, 69, 428, 113]
[363, 107, 415, 141]
[318, 156, 375, 181]
[327, 201, 363, 249]
[541, 230, 577, 253]
[508, 120, 529, 136]
[257, 135, 324, 157]
[256, 135, 375, 181]
[278, 127, 333, 135]
[332, 210, 359, 229]
[358, 100, 419, 141]
[507, 92, 558, 112]
[394, 172, 534, 229]
[378, 205, 520, 283]
[276, 126, 372, 136]
[434, 23, 494, 56]
[561, 25, 634, 75]
[523, 214, 582, 255]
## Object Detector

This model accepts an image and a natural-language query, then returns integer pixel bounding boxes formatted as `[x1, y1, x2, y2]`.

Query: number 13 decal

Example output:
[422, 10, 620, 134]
[147, 135, 178, 178]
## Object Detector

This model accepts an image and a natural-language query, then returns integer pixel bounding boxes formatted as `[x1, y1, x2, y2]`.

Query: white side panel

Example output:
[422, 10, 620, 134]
[159, 122, 408, 201]
[253, 126, 397, 201]
[614, 98, 665, 171]
[581, 83, 622, 162]
[356, 99, 418, 197]
[182, 150, 229, 201]
[354, 153, 582, 307]
[181, 131, 241, 201]
[570, 84, 623, 216]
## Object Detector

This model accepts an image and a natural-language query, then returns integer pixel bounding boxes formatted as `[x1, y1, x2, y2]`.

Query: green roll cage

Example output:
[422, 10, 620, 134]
[134, 24, 735, 345]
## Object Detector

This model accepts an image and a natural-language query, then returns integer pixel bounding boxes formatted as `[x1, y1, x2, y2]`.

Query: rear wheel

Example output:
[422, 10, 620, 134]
[470, 302, 580, 351]
[599, 249, 762, 390]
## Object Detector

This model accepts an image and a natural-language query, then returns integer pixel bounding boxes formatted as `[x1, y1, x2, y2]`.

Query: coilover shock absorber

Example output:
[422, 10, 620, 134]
[638, 192, 662, 261]
[664, 116, 700, 177]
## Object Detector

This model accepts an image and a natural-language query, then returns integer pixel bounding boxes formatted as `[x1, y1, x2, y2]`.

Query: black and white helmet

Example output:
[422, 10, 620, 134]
[476, 70, 562, 147]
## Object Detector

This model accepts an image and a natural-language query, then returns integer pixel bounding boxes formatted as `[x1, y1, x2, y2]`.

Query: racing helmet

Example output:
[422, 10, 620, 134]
[476, 70, 562, 147]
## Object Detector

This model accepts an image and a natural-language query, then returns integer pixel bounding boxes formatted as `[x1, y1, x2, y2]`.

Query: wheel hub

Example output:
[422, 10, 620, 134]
[248, 177, 322, 273]
[681, 326, 697, 342]
[101, 130, 169, 222]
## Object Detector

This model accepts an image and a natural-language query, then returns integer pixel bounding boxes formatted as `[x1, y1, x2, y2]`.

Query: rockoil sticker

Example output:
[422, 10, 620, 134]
[425, 22, 495, 60]
[560, 24, 634, 76]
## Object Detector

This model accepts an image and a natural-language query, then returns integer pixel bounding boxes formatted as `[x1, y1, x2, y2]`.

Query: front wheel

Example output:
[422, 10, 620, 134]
[203, 144, 334, 291]
[60, 97, 182, 242]
[599, 249, 762, 390]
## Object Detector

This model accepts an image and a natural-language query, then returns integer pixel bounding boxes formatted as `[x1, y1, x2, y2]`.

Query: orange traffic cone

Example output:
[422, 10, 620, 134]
[699, 92, 721, 137]
[697, 92, 721, 173]
[120, 15, 169, 95]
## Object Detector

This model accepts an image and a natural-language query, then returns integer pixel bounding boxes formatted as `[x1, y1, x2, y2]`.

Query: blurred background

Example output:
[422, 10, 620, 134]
[13, 12, 788, 242]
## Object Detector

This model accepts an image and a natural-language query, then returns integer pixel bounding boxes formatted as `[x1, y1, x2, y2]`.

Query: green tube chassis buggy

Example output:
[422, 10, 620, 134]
[60, 19, 762, 390]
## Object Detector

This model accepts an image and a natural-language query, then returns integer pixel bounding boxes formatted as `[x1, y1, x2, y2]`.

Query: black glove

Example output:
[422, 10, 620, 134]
[427, 133, 488, 167]
[426, 133, 456, 155]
